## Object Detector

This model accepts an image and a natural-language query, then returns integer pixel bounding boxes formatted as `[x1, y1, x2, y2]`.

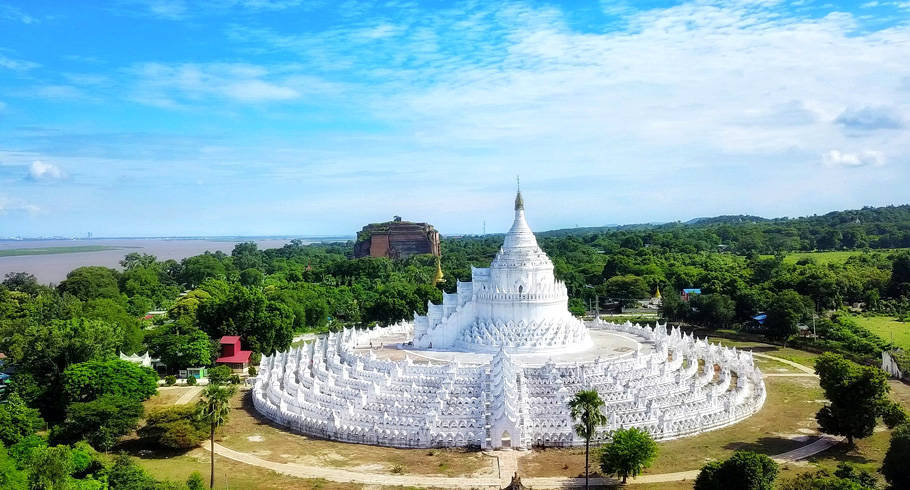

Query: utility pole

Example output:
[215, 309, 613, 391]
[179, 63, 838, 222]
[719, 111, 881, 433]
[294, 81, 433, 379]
[595, 294, 600, 320]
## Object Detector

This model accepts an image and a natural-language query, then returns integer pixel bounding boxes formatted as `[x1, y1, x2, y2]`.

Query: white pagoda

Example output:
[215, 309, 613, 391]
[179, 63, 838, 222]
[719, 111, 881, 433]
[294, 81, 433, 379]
[252, 190, 766, 450]
[413, 190, 591, 353]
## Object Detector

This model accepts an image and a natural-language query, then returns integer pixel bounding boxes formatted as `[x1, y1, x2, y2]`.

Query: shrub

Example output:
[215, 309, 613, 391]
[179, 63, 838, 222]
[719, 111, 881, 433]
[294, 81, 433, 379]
[882, 423, 910, 488]
[208, 365, 232, 386]
[106, 453, 160, 489]
[139, 405, 206, 449]
[54, 394, 144, 451]
[164, 375, 177, 386]
[186, 375, 197, 386]
[7, 435, 46, 466]
[881, 400, 909, 428]
[694, 451, 778, 490]
[186, 472, 205, 490]
[0, 392, 45, 446]
[230, 374, 241, 385]
[778, 464, 876, 490]
[248, 366, 258, 376]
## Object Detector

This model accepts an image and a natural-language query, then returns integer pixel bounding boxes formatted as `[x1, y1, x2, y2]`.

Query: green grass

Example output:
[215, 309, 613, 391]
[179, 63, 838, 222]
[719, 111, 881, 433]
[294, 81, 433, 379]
[758, 249, 908, 265]
[851, 315, 910, 350]
[0, 245, 133, 257]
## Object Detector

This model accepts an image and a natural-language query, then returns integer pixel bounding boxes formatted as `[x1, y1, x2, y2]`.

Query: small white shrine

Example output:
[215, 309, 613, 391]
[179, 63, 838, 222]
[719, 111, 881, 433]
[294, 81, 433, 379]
[253, 191, 766, 450]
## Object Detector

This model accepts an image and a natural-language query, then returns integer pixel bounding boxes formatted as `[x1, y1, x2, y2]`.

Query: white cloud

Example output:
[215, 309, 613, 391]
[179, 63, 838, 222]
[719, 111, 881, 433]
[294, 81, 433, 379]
[0, 54, 39, 71]
[0, 196, 40, 215]
[141, 0, 187, 19]
[822, 150, 885, 167]
[221, 80, 298, 101]
[129, 62, 303, 106]
[0, 5, 37, 24]
[28, 161, 66, 181]
[30, 85, 90, 100]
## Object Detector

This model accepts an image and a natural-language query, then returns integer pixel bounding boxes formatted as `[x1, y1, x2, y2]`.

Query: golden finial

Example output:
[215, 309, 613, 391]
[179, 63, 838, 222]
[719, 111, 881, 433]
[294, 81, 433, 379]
[514, 175, 524, 211]
[434, 256, 444, 284]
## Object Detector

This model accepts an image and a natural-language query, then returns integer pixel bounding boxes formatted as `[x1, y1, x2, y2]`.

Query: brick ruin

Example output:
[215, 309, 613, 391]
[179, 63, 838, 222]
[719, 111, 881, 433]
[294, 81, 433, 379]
[353, 218, 440, 259]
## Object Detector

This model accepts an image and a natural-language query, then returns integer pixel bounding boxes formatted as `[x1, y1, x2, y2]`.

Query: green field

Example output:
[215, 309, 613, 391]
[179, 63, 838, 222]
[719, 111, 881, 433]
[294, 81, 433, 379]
[0, 245, 129, 257]
[852, 315, 910, 350]
[757, 249, 903, 265]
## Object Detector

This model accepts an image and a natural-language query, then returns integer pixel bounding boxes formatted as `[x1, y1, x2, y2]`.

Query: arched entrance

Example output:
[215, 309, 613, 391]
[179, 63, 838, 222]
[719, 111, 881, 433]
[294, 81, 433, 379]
[501, 430, 512, 448]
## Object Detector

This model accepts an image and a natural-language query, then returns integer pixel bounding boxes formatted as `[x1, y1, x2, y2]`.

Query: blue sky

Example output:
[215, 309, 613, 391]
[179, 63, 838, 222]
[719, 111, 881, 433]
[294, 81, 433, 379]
[1, 0, 909, 237]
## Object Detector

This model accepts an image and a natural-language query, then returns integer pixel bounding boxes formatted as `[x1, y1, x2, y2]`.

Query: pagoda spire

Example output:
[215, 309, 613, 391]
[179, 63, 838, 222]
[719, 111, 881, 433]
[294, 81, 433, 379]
[514, 175, 524, 211]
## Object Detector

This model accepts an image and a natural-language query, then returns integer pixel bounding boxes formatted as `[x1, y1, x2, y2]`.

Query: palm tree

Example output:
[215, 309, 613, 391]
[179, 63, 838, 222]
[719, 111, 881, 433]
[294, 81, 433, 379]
[197, 383, 237, 489]
[569, 389, 608, 489]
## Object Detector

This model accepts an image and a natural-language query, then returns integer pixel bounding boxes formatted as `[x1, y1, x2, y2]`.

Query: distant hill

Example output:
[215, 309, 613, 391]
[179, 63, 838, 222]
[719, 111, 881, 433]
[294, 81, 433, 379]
[524, 204, 910, 252]
[684, 215, 769, 225]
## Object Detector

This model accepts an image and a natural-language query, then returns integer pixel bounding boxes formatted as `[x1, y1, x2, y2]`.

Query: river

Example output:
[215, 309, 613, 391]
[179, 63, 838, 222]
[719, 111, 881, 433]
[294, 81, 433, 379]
[0, 237, 350, 285]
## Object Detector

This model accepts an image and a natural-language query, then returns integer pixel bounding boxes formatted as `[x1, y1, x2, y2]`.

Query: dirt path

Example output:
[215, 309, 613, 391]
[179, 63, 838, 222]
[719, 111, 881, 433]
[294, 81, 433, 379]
[174, 386, 203, 405]
[753, 353, 817, 375]
[522, 434, 843, 487]
[203, 432, 842, 488]
[207, 443, 502, 489]
[192, 354, 838, 488]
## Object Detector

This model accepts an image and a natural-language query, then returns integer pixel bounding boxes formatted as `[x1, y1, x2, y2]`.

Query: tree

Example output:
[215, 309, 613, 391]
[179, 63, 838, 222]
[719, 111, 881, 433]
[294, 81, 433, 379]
[27, 445, 73, 490]
[144, 324, 213, 371]
[2, 272, 41, 295]
[659, 291, 690, 322]
[62, 358, 158, 405]
[196, 285, 294, 354]
[207, 365, 233, 386]
[599, 427, 658, 484]
[814, 352, 891, 445]
[765, 290, 807, 340]
[120, 252, 158, 271]
[690, 293, 735, 329]
[599, 275, 650, 309]
[881, 423, 910, 488]
[106, 453, 160, 490]
[0, 317, 124, 420]
[0, 393, 44, 447]
[231, 242, 262, 271]
[180, 253, 228, 289]
[239, 268, 263, 287]
[55, 394, 144, 451]
[197, 383, 236, 489]
[0, 442, 27, 490]
[57, 266, 121, 302]
[120, 265, 178, 313]
[694, 451, 778, 490]
[81, 297, 144, 354]
[890, 252, 910, 297]
[568, 390, 607, 489]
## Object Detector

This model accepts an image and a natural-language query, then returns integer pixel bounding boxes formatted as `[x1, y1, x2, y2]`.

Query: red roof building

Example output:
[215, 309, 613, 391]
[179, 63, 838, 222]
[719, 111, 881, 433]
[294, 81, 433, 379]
[215, 336, 252, 370]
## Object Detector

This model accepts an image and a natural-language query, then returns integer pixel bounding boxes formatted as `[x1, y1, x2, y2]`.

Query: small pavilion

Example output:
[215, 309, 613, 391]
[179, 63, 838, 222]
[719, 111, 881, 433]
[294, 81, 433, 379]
[215, 336, 253, 371]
